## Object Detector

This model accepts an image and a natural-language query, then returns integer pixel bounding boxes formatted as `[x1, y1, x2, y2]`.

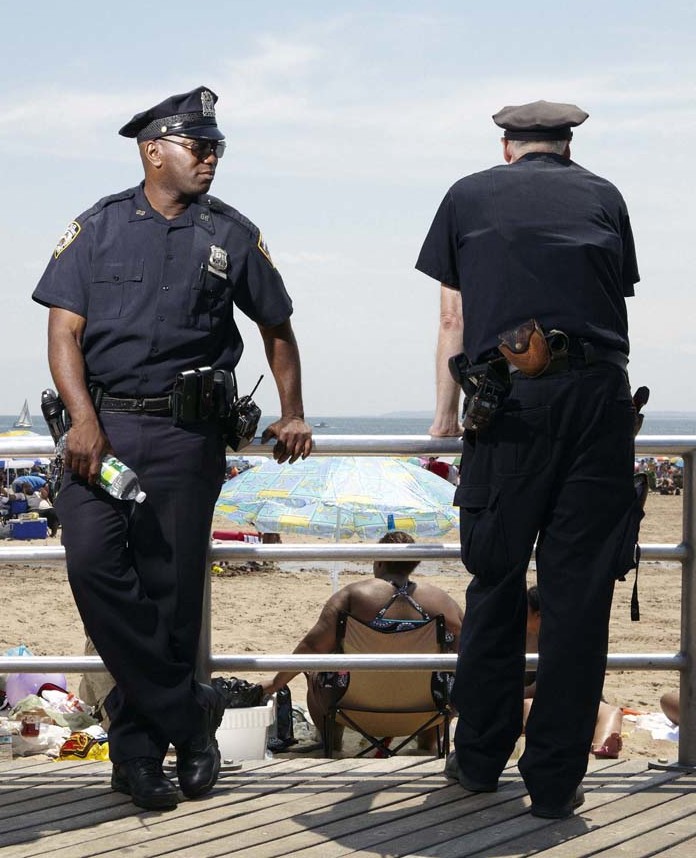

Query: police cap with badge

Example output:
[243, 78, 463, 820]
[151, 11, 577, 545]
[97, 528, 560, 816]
[493, 99, 588, 140]
[118, 85, 225, 142]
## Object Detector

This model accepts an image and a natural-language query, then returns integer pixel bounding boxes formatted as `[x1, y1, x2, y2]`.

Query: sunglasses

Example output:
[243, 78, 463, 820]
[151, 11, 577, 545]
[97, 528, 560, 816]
[158, 137, 226, 160]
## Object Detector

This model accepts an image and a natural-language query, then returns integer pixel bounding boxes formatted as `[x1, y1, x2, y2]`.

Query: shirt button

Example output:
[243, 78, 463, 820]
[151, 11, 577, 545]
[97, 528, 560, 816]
[151, 347, 159, 354]
[162, 285, 169, 291]
[158, 315, 165, 321]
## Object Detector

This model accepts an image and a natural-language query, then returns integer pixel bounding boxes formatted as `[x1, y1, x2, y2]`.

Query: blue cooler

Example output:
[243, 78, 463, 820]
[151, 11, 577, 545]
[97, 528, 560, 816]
[11, 518, 49, 539]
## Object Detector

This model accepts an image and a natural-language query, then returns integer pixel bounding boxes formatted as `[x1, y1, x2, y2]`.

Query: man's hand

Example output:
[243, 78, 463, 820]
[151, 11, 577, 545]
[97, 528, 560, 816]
[428, 416, 464, 437]
[64, 419, 111, 484]
[262, 416, 313, 463]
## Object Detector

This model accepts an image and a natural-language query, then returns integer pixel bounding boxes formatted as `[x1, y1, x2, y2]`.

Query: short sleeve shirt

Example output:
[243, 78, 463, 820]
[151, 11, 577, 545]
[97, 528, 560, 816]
[32, 184, 293, 396]
[416, 153, 639, 361]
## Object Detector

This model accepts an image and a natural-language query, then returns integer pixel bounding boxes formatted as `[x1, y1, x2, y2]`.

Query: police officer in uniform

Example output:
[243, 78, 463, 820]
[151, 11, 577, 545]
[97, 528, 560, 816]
[33, 86, 312, 810]
[416, 101, 639, 818]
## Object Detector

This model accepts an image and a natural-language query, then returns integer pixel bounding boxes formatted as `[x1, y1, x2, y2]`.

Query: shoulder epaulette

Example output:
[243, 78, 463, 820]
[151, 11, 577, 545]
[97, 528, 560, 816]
[203, 195, 259, 239]
[77, 187, 138, 224]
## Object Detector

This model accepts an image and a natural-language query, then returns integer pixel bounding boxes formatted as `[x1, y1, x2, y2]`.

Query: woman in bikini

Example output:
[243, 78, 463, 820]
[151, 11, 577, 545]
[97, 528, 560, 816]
[261, 530, 463, 752]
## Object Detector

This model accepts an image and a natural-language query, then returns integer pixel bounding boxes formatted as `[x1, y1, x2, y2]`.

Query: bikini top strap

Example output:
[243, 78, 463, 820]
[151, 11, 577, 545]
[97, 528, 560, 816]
[373, 580, 432, 622]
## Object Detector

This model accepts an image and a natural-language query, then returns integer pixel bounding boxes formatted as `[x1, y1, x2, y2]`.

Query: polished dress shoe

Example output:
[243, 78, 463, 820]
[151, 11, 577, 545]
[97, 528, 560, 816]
[111, 757, 178, 810]
[176, 685, 227, 799]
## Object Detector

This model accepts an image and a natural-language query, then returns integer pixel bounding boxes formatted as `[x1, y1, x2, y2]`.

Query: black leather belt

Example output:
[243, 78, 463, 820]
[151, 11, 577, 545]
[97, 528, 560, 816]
[101, 395, 173, 415]
[486, 337, 628, 377]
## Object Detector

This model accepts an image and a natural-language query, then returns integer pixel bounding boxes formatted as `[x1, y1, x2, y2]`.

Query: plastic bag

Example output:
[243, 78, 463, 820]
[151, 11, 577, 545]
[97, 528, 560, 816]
[12, 722, 71, 757]
[212, 676, 264, 709]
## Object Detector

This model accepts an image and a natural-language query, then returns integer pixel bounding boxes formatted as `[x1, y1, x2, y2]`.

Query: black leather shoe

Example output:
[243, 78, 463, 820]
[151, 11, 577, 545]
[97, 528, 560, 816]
[531, 785, 585, 819]
[176, 685, 226, 799]
[111, 758, 178, 810]
[443, 751, 498, 792]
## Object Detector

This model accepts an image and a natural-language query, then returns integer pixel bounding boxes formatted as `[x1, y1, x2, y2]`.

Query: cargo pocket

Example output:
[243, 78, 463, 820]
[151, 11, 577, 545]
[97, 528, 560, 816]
[454, 484, 509, 585]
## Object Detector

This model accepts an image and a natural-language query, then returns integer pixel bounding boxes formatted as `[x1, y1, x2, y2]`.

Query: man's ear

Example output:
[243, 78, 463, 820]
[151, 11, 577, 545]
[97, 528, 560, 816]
[141, 140, 163, 168]
[502, 138, 514, 163]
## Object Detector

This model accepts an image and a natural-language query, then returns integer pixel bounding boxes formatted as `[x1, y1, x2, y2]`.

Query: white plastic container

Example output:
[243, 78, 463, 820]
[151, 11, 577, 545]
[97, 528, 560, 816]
[216, 698, 275, 762]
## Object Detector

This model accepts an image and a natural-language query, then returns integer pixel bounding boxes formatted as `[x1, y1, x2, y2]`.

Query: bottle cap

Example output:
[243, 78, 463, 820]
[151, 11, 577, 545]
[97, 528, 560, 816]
[135, 491, 147, 504]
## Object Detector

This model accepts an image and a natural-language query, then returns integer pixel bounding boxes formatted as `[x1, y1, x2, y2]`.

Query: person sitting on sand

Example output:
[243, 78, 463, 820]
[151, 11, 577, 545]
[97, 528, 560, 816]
[660, 691, 680, 725]
[261, 530, 463, 752]
[525, 585, 624, 758]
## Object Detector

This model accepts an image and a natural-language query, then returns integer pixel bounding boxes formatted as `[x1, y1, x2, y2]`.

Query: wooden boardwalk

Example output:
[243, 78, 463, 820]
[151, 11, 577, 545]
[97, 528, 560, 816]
[1, 754, 695, 856]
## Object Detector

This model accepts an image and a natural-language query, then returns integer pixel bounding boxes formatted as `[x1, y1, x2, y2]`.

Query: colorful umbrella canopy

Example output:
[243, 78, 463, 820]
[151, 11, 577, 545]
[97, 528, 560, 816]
[215, 456, 458, 540]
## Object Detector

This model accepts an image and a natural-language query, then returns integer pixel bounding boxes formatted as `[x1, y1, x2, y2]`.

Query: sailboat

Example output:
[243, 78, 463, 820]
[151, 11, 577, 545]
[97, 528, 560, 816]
[13, 399, 33, 429]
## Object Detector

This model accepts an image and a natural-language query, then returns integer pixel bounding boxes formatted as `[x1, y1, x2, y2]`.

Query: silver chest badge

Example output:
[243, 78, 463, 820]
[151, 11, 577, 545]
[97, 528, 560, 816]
[208, 245, 228, 278]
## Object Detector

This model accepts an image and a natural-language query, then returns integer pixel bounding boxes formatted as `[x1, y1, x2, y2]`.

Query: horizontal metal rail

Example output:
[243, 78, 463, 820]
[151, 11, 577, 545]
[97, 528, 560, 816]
[0, 542, 686, 564]
[0, 653, 686, 673]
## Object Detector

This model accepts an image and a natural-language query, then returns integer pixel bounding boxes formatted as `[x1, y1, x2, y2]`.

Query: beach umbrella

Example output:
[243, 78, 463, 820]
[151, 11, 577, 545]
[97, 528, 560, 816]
[215, 456, 458, 541]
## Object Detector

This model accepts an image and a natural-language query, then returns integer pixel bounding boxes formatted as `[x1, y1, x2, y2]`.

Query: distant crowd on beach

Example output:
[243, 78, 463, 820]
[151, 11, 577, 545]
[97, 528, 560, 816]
[635, 457, 683, 495]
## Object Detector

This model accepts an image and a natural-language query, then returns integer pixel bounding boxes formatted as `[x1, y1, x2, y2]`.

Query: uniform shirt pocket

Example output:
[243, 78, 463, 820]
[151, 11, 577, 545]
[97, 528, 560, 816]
[89, 259, 144, 320]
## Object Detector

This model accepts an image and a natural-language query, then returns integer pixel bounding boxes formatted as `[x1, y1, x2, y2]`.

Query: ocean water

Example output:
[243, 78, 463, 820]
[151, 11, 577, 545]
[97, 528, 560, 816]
[1, 412, 696, 437]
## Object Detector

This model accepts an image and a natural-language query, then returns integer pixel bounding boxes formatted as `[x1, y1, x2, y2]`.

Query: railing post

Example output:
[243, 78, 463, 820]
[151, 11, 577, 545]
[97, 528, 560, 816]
[196, 542, 213, 684]
[678, 450, 696, 766]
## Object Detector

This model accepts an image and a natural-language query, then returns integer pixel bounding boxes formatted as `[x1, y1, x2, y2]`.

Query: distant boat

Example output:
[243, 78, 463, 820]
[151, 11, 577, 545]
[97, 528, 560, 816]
[13, 399, 32, 429]
[313, 421, 329, 428]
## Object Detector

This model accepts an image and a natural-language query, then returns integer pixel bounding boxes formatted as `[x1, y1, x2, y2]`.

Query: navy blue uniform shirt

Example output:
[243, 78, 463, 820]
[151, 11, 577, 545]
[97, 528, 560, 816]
[416, 152, 639, 362]
[33, 184, 293, 395]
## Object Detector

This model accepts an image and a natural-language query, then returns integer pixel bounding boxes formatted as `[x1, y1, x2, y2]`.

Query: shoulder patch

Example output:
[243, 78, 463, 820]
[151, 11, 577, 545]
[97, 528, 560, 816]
[257, 232, 274, 267]
[54, 221, 81, 258]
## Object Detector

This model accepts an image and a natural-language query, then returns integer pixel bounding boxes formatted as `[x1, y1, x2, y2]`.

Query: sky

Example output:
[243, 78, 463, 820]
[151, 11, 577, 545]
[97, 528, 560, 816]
[1, 0, 694, 418]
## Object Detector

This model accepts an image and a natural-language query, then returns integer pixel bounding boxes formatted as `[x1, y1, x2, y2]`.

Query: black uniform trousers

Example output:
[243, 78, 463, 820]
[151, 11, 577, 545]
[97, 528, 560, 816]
[55, 412, 226, 763]
[451, 362, 635, 808]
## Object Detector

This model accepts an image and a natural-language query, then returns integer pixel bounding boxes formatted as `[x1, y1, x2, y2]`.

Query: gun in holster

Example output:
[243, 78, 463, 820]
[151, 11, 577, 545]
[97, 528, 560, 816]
[172, 367, 262, 451]
[448, 353, 511, 433]
[498, 318, 569, 377]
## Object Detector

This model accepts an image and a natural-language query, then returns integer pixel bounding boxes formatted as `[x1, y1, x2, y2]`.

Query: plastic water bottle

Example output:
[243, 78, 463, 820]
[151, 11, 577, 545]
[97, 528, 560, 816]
[0, 725, 12, 763]
[99, 455, 147, 504]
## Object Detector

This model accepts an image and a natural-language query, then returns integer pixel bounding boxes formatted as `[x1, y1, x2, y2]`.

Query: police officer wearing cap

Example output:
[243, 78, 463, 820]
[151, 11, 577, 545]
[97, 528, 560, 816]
[33, 86, 312, 810]
[416, 100, 640, 818]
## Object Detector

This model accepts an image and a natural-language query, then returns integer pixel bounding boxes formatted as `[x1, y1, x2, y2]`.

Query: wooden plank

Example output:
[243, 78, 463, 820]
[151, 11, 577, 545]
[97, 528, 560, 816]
[1, 756, 408, 857]
[393, 765, 684, 858]
[573, 791, 696, 857]
[25, 757, 440, 858]
[462, 773, 696, 858]
[644, 834, 696, 857]
[219, 768, 528, 858]
[0, 757, 346, 855]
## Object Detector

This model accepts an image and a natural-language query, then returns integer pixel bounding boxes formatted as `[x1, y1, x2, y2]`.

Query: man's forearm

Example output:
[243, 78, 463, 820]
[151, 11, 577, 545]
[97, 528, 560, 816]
[260, 321, 305, 418]
[430, 284, 464, 436]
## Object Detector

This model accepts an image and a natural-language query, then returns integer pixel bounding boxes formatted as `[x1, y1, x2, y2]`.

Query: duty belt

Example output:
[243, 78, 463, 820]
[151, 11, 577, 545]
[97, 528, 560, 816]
[508, 339, 628, 376]
[100, 394, 173, 415]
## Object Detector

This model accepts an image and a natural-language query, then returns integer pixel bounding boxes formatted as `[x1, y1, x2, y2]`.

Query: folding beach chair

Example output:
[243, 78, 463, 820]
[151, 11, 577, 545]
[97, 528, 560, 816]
[323, 611, 453, 758]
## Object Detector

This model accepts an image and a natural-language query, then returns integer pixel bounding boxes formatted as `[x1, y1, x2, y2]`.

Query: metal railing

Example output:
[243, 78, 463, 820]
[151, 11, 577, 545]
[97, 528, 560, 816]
[1, 434, 694, 764]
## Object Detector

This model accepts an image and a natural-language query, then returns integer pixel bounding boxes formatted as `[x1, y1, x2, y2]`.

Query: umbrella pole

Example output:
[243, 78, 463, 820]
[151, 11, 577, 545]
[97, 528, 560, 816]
[331, 507, 341, 594]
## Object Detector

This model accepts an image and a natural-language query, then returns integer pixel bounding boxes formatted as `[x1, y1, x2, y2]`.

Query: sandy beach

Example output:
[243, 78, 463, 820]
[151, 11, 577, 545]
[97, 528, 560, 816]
[0, 491, 685, 761]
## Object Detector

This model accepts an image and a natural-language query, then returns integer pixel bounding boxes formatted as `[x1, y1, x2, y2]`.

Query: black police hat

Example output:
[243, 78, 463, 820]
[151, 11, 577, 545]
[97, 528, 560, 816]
[119, 86, 224, 143]
[493, 100, 588, 141]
